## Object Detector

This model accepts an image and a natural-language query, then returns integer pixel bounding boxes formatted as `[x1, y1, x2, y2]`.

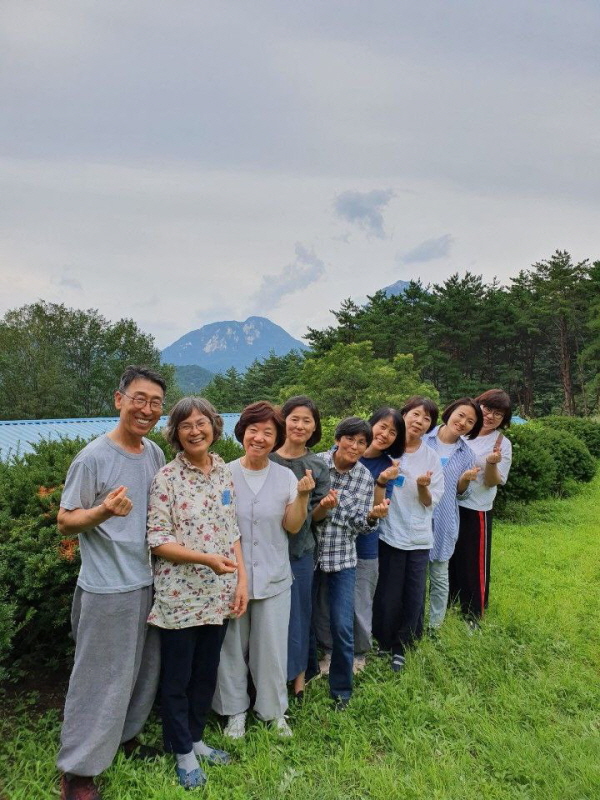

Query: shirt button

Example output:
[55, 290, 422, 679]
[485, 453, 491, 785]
[254, 541, 258, 546]
[253, 561, 258, 567]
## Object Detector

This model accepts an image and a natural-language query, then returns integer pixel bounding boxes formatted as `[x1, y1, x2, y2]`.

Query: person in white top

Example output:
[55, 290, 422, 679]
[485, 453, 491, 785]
[450, 389, 513, 626]
[372, 396, 444, 673]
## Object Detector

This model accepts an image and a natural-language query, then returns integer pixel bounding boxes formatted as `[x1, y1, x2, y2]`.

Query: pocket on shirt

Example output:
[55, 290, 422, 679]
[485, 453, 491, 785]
[409, 514, 432, 546]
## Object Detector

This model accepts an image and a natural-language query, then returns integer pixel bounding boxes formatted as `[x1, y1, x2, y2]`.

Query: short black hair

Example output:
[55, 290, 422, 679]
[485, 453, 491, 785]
[400, 396, 439, 432]
[334, 416, 373, 446]
[368, 408, 405, 458]
[164, 396, 223, 451]
[441, 397, 484, 440]
[475, 389, 512, 429]
[281, 395, 322, 448]
[118, 365, 166, 395]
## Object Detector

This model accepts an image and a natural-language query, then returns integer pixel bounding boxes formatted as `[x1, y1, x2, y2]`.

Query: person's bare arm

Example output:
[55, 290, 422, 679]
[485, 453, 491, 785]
[57, 485, 132, 535]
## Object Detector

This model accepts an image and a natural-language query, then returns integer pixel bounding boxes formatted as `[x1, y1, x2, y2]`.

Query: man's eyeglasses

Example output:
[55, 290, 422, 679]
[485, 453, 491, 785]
[121, 392, 164, 411]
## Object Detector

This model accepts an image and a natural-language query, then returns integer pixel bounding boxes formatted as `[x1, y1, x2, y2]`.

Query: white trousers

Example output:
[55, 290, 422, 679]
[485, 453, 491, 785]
[212, 589, 291, 722]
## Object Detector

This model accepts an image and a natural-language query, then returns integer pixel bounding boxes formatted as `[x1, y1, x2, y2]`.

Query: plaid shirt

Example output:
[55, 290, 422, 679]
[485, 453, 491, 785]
[314, 450, 376, 572]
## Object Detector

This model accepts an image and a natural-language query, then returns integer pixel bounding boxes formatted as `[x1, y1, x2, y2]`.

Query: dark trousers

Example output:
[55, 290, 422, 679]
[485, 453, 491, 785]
[372, 540, 429, 657]
[313, 566, 356, 700]
[449, 507, 492, 619]
[159, 622, 228, 755]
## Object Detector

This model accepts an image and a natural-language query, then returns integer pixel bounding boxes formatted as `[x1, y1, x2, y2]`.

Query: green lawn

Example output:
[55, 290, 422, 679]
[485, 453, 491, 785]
[1, 480, 599, 800]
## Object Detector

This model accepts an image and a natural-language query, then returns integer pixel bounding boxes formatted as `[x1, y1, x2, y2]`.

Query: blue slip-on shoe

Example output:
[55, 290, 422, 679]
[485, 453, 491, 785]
[197, 746, 231, 766]
[176, 766, 208, 790]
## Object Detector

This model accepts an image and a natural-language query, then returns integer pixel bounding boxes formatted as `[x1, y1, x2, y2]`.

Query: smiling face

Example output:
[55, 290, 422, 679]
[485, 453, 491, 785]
[243, 420, 278, 461]
[285, 405, 317, 447]
[114, 377, 164, 441]
[446, 404, 478, 439]
[178, 409, 214, 462]
[334, 433, 368, 470]
[403, 405, 432, 440]
[480, 404, 505, 435]
[370, 415, 398, 454]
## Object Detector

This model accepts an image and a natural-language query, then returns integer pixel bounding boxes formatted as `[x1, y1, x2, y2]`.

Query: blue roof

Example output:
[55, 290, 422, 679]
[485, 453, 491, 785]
[0, 415, 241, 462]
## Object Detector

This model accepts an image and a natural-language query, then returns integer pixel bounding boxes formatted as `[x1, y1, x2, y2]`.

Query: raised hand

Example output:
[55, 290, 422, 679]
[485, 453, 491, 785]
[486, 443, 502, 464]
[297, 468, 316, 494]
[207, 554, 238, 575]
[369, 498, 390, 520]
[416, 471, 433, 487]
[319, 489, 339, 510]
[461, 466, 481, 482]
[378, 459, 400, 484]
[102, 485, 133, 517]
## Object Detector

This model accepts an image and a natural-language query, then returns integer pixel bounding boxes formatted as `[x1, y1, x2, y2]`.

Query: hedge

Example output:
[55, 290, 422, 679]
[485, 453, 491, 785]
[0, 417, 598, 678]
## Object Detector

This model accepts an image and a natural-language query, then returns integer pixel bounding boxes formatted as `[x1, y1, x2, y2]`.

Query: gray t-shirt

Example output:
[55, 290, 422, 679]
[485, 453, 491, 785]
[60, 434, 165, 593]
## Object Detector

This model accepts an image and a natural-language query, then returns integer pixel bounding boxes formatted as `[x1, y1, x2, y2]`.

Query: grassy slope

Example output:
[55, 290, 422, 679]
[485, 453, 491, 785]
[1, 481, 599, 800]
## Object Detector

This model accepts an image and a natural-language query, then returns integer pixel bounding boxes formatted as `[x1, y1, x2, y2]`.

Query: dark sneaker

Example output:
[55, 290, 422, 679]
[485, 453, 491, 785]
[332, 696, 350, 711]
[465, 617, 481, 635]
[121, 738, 161, 760]
[391, 654, 406, 673]
[176, 765, 208, 790]
[60, 774, 102, 800]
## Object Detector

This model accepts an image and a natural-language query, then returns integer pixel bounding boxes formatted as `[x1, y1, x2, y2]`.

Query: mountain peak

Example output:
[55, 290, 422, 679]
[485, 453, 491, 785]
[161, 316, 307, 373]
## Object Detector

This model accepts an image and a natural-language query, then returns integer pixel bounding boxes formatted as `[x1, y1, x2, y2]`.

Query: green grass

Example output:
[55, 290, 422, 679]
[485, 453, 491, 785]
[2, 480, 600, 800]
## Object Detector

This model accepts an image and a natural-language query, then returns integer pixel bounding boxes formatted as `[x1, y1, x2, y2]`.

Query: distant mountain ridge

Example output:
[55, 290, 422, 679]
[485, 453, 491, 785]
[382, 279, 411, 296]
[161, 316, 308, 374]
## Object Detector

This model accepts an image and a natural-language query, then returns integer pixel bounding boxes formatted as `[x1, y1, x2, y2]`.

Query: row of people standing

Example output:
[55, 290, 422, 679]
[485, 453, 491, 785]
[146, 389, 512, 789]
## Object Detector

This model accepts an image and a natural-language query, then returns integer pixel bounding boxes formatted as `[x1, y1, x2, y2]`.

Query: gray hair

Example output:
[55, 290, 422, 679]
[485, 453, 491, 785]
[164, 397, 223, 451]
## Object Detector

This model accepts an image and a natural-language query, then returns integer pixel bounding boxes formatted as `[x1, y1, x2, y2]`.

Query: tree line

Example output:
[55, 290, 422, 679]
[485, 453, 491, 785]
[1, 250, 598, 420]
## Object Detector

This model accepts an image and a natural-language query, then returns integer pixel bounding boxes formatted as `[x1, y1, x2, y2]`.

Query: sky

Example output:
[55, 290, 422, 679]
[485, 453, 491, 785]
[2, 0, 599, 349]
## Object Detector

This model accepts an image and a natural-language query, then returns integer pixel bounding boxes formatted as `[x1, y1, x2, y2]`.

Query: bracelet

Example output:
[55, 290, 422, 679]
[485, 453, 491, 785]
[376, 479, 387, 488]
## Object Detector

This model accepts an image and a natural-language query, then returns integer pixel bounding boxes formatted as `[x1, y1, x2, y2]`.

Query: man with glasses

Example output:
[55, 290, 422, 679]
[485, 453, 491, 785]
[57, 366, 167, 800]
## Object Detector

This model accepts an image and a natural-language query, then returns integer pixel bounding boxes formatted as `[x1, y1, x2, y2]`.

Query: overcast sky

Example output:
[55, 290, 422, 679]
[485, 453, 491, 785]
[2, 0, 599, 349]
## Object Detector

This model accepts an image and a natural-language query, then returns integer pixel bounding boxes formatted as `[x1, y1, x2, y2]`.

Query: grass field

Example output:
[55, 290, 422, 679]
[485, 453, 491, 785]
[1, 479, 599, 800]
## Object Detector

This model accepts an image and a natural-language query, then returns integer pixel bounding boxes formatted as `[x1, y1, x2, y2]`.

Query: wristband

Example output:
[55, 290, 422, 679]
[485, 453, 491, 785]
[376, 479, 387, 488]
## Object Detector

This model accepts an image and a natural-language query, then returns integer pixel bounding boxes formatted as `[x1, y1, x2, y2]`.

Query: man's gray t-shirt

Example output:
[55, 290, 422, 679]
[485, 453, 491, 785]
[60, 434, 165, 593]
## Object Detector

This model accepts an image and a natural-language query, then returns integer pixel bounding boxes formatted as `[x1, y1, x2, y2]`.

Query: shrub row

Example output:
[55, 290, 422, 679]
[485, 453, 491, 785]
[0, 417, 597, 678]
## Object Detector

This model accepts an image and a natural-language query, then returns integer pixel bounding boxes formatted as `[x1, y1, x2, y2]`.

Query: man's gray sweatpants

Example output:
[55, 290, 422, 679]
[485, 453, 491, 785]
[56, 585, 160, 777]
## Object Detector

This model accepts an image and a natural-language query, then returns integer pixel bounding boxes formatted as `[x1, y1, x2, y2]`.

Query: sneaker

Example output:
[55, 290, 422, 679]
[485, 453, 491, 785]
[176, 766, 207, 790]
[272, 716, 293, 737]
[318, 652, 332, 676]
[60, 774, 102, 800]
[391, 654, 406, 673]
[465, 617, 481, 635]
[353, 655, 367, 674]
[333, 696, 350, 711]
[197, 745, 231, 765]
[223, 712, 246, 739]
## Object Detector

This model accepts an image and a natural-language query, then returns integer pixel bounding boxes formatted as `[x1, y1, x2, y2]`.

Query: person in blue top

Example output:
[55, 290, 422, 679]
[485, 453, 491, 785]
[424, 398, 483, 631]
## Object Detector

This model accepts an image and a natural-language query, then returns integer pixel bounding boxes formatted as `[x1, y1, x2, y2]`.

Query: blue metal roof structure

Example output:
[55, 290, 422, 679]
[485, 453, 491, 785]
[0, 414, 241, 462]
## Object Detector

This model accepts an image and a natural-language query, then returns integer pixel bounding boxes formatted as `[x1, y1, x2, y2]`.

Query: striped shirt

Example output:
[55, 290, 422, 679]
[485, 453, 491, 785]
[424, 427, 476, 562]
[314, 449, 376, 572]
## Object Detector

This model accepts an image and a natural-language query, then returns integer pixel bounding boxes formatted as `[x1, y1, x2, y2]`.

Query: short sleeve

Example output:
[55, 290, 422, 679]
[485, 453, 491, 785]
[60, 457, 97, 511]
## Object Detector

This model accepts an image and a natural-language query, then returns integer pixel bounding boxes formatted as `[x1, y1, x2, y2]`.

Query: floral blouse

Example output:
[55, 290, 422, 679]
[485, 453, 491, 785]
[147, 451, 241, 629]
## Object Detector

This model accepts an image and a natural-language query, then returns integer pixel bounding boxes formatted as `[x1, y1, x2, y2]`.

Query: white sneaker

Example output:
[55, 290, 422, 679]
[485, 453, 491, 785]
[223, 712, 246, 739]
[318, 652, 331, 676]
[272, 716, 293, 737]
[353, 655, 367, 674]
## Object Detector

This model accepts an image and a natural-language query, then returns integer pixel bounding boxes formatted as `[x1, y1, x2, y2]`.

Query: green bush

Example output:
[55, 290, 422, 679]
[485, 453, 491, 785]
[536, 416, 600, 458]
[529, 425, 596, 492]
[499, 426, 558, 510]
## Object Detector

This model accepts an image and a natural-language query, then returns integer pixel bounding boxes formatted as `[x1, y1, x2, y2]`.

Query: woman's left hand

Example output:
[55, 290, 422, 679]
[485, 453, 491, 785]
[369, 498, 390, 521]
[486, 443, 502, 464]
[230, 581, 249, 618]
[460, 466, 481, 482]
[297, 469, 316, 494]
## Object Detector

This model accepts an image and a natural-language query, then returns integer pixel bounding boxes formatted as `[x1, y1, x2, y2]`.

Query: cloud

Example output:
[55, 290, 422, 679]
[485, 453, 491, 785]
[333, 189, 395, 238]
[398, 234, 454, 264]
[250, 243, 326, 312]
[52, 269, 82, 291]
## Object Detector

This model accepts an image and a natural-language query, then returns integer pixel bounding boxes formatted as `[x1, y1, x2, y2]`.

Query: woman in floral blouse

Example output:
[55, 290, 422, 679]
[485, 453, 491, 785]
[147, 397, 248, 791]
